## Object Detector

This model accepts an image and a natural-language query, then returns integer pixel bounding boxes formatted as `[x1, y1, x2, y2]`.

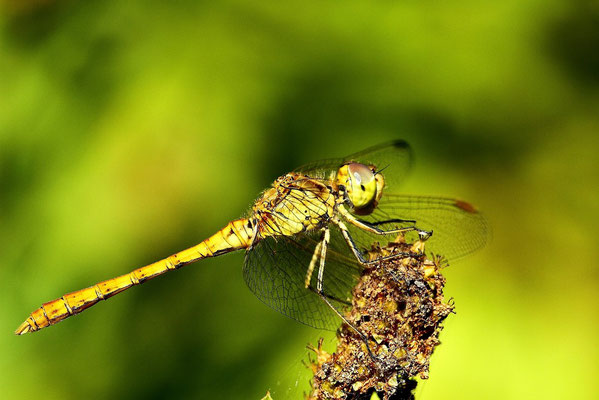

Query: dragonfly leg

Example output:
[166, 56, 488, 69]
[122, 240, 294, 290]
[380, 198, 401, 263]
[305, 230, 350, 304]
[314, 227, 380, 363]
[338, 205, 431, 236]
[367, 218, 415, 226]
[335, 220, 419, 266]
[304, 235, 323, 289]
[307, 285, 351, 306]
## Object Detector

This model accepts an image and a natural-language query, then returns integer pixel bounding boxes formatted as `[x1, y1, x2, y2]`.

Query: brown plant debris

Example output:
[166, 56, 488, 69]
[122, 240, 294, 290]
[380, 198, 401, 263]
[307, 236, 454, 400]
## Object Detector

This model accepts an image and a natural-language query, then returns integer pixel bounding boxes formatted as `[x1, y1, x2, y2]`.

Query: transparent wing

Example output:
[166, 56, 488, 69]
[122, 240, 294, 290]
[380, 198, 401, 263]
[295, 140, 412, 190]
[243, 227, 362, 331]
[244, 141, 485, 330]
[345, 194, 489, 263]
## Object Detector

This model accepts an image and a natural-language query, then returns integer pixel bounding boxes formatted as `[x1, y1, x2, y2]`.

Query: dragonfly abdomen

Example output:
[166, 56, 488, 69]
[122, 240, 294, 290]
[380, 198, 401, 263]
[15, 218, 254, 335]
[16, 274, 140, 334]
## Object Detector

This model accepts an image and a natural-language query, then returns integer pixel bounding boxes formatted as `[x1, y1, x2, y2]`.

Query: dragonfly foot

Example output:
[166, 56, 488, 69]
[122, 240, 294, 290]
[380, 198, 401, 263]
[418, 229, 433, 241]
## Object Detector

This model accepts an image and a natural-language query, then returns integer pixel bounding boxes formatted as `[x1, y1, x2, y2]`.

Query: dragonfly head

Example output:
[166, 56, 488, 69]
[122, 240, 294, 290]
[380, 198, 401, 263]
[337, 162, 385, 215]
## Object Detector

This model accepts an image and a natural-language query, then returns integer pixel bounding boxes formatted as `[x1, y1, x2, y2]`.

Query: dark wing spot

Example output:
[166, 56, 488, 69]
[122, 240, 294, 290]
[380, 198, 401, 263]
[360, 184, 365, 191]
[454, 199, 477, 213]
[391, 139, 409, 149]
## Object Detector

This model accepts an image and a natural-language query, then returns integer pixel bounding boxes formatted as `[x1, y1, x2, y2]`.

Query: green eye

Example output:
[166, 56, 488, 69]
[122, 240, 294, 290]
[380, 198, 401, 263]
[347, 163, 377, 208]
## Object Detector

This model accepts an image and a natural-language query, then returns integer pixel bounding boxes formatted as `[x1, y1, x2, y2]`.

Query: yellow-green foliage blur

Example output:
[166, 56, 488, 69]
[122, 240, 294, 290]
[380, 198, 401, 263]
[1, 1, 597, 399]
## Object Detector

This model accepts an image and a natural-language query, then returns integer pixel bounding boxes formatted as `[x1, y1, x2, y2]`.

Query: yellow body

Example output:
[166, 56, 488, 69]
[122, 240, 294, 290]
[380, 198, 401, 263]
[16, 172, 338, 334]
[254, 173, 337, 237]
[15, 219, 253, 334]
[16, 141, 486, 336]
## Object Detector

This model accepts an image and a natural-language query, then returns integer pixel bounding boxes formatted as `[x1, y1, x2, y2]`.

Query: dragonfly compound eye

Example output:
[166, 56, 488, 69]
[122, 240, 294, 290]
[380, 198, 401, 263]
[341, 163, 378, 210]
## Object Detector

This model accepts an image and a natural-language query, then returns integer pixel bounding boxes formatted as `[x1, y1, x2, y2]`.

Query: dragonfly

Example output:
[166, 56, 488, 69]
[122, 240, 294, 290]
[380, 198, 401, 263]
[16, 140, 487, 335]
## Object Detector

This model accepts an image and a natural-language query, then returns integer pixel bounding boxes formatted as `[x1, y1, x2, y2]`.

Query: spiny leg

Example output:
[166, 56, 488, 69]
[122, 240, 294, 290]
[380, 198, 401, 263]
[307, 286, 352, 306]
[337, 220, 432, 290]
[335, 220, 420, 266]
[366, 219, 415, 226]
[305, 233, 350, 305]
[313, 227, 379, 362]
[338, 205, 431, 237]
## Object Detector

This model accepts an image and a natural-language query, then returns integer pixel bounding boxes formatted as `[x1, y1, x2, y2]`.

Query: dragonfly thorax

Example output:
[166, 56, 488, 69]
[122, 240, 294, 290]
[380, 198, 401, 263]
[336, 163, 384, 216]
[252, 173, 336, 238]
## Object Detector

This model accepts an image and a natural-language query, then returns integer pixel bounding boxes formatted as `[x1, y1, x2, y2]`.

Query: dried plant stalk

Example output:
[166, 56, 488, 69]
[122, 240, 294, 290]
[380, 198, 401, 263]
[307, 237, 454, 400]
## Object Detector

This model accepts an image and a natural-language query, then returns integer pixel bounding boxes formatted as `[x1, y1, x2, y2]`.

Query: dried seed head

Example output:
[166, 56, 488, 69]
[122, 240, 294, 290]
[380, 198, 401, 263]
[307, 237, 454, 400]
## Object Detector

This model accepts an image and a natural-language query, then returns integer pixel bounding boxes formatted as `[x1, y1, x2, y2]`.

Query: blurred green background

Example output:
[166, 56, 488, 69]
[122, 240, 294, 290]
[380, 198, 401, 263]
[1, 0, 597, 399]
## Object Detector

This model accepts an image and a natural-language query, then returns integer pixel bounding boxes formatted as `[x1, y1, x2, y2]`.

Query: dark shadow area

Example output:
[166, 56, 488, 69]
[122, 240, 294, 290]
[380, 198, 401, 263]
[262, 63, 524, 180]
[546, 1, 599, 86]
[3, 0, 68, 48]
